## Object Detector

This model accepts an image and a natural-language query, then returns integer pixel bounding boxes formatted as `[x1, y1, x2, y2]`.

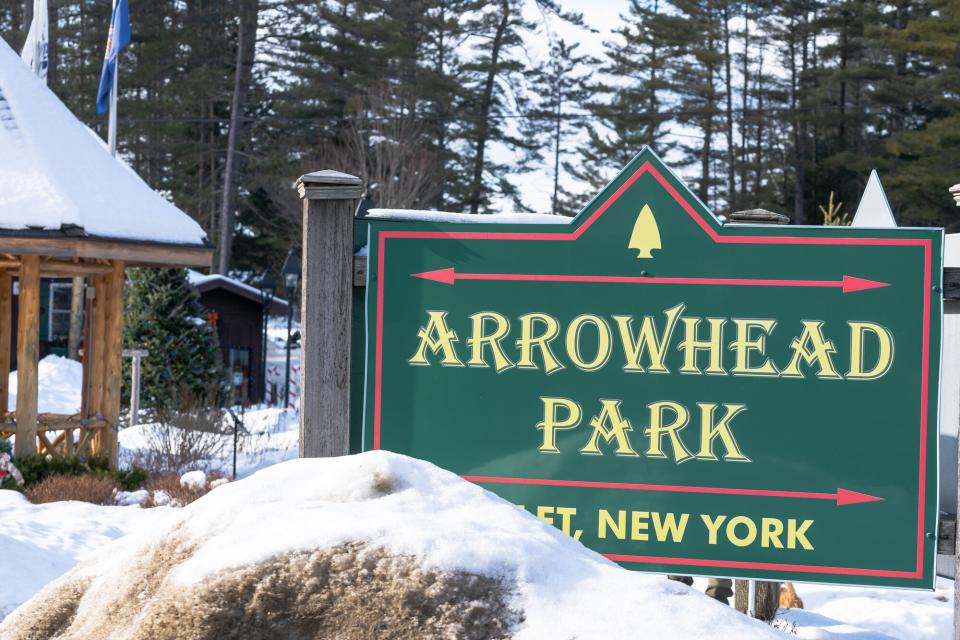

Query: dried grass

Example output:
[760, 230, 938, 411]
[24, 475, 120, 506]
[140, 472, 227, 508]
[0, 536, 520, 640]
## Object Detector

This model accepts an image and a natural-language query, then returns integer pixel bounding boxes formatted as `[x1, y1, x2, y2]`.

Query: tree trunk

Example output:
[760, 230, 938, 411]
[217, 0, 259, 274]
[723, 3, 735, 210]
[467, 0, 510, 215]
[552, 81, 562, 215]
[46, 0, 57, 89]
[734, 580, 780, 621]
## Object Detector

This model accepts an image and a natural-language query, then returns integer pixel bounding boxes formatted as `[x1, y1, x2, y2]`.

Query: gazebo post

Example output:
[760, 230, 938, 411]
[87, 273, 106, 455]
[0, 271, 11, 416]
[99, 261, 124, 466]
[14, 255, 40, 458]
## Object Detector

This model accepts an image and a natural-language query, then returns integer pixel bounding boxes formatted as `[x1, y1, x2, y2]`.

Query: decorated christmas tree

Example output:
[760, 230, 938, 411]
[123, 268, 224, 418]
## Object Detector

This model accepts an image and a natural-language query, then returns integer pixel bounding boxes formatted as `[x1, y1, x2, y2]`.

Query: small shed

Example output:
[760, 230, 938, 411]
[0, 39, 212, 465]
[188, 272, 288, 404]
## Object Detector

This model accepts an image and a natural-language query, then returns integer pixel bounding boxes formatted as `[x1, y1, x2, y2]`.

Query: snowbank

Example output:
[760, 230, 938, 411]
[0, 452, 779, 639]
[0, 489, 165, 621]
[8, 354, 82, 414]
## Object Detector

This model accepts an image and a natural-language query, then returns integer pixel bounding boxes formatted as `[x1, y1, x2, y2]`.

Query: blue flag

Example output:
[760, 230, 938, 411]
[96, 0, 130, 114]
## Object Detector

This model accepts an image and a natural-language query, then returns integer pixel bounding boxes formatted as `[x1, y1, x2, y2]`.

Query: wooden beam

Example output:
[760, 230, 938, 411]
[0, 271, 10, 416]
[0, 236, 212, 267]
[98, 261, 124, 467]
[14, 255, 40, 458]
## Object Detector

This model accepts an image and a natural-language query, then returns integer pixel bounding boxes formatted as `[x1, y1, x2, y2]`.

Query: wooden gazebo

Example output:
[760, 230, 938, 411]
[0, 39, 213, 466]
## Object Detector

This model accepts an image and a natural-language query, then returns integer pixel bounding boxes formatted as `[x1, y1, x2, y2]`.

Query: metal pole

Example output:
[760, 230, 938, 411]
[108, 0, 118, 157]
[232, 409, 239, 480]
[284, 302, 293, 409]
[130, 352, 140, 426]
[747, 580, 757, 618]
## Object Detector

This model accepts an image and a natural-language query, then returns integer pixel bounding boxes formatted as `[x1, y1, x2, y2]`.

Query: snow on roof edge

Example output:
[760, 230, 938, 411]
[366, 209, 571, 225]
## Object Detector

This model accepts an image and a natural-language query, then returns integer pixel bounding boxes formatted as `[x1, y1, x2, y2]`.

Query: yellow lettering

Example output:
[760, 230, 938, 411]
[679, 317, 727, 375]
[566, 314, 613, 371]
[727, 515, 757, 547]
[598, 509, 626, 540]
[467, 312, 514, 372]
[781, 321, 841, 379]
[847, 321, 894, 380]
[653, 512, 689, 542]
[788, 519, 815, 550]
[631, 511, 650, 541]
[409, 310, 464, 366]
[761, 518, 784, 548]
[729, 319, 779, 376]
[517, 313, 564, 374]
[701, 514, 727, 545]
[614, 303, 685, 373]
[695, 403, 750, 462]
[581, 399, 639, 456]
[644, 401, 692, 463]
[536, 397, 582, 453]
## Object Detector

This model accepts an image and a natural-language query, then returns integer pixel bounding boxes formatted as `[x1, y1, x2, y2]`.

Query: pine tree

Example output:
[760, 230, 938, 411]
[524, 38, 596, 216]
[123, 269, 224, 417]
[574, 0, 676, 193]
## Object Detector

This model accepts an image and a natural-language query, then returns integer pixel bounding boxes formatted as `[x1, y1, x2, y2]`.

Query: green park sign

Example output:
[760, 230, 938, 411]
[359, 148, 942, 589]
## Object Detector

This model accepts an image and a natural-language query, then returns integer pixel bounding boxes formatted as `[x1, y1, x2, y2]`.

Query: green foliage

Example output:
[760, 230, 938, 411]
[10, 454, 148, 491]
[123, 268, 224, 418]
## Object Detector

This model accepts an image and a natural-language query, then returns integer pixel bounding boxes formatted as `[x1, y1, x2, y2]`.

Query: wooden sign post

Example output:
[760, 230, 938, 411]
[296, 170, 363, 458]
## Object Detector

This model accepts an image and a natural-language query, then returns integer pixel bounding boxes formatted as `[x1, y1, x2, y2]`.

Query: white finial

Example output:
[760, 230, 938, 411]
[852, 170, 897, 228]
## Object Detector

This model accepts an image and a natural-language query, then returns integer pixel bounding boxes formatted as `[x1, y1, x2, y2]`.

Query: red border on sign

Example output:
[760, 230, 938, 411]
[371, 161, 933, 580]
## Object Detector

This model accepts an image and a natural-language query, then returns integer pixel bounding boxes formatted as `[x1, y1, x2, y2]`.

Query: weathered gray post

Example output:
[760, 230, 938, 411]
[296, 170, 363, 457]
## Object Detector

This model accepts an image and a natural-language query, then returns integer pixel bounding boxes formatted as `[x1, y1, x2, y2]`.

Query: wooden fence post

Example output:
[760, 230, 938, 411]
[728, 208, 787, 621]
[296, 170, 363, 458]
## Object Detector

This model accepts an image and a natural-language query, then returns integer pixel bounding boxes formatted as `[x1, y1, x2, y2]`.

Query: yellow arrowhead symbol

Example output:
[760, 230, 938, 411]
[628, 204, 661, 258]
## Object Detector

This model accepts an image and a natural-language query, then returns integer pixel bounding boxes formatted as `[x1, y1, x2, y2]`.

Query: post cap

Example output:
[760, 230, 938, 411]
[726, 208, 791, 225]
[296, 170, 364, 200]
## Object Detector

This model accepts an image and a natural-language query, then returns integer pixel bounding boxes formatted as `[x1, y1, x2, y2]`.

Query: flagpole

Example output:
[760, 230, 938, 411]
[108, 0, 118, 157]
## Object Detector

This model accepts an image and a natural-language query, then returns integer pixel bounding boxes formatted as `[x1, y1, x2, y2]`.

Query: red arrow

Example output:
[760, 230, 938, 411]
[462, 475, 884, 507]
[412, 267, 889, 293]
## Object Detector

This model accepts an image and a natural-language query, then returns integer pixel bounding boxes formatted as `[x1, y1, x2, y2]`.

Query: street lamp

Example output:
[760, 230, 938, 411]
[258, 270, 276, 405]
[281, 249, 301, 409]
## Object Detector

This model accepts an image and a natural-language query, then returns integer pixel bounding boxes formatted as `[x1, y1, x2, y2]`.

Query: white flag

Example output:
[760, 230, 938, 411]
[20, 0, 48, 83]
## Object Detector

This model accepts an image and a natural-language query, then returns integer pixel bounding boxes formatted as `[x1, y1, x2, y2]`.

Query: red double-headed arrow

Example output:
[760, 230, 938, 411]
[412, 267, 889, 294]
[462, 475, 884, 507]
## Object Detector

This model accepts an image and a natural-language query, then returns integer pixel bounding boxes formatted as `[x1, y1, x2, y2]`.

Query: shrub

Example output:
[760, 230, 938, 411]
[25, 474, 120, 505]
[131, 388, 229, 474]
[11, 454, 148, 491]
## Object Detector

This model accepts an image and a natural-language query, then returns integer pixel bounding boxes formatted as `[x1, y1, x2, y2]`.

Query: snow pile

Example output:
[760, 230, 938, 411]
[0, 452, 779, 639]
[0, 489, 165, 621]
[8, 354, 82, 414]
[179, 469, 207, 491]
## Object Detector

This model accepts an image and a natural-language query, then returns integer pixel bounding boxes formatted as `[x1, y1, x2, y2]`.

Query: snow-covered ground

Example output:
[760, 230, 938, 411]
[0, 490, 168, 621]
[7, 354, 82, 414]
[1, 352, 955, 637]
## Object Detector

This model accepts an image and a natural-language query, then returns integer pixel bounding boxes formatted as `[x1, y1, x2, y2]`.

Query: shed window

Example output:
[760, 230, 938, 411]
[48, 282, 75, 343]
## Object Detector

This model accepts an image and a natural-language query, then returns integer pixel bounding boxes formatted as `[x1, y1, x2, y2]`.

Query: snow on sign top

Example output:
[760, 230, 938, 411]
[0, 38, 207, 246]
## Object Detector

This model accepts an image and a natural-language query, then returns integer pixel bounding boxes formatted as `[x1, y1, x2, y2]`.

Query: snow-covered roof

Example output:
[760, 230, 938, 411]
[0, 37, 207, 247]
[187, 270, 288, 313]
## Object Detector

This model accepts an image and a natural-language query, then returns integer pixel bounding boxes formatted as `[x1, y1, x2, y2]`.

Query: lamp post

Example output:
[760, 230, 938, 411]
[258, 270, 276, 405]
[281, 249, 301, 410]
